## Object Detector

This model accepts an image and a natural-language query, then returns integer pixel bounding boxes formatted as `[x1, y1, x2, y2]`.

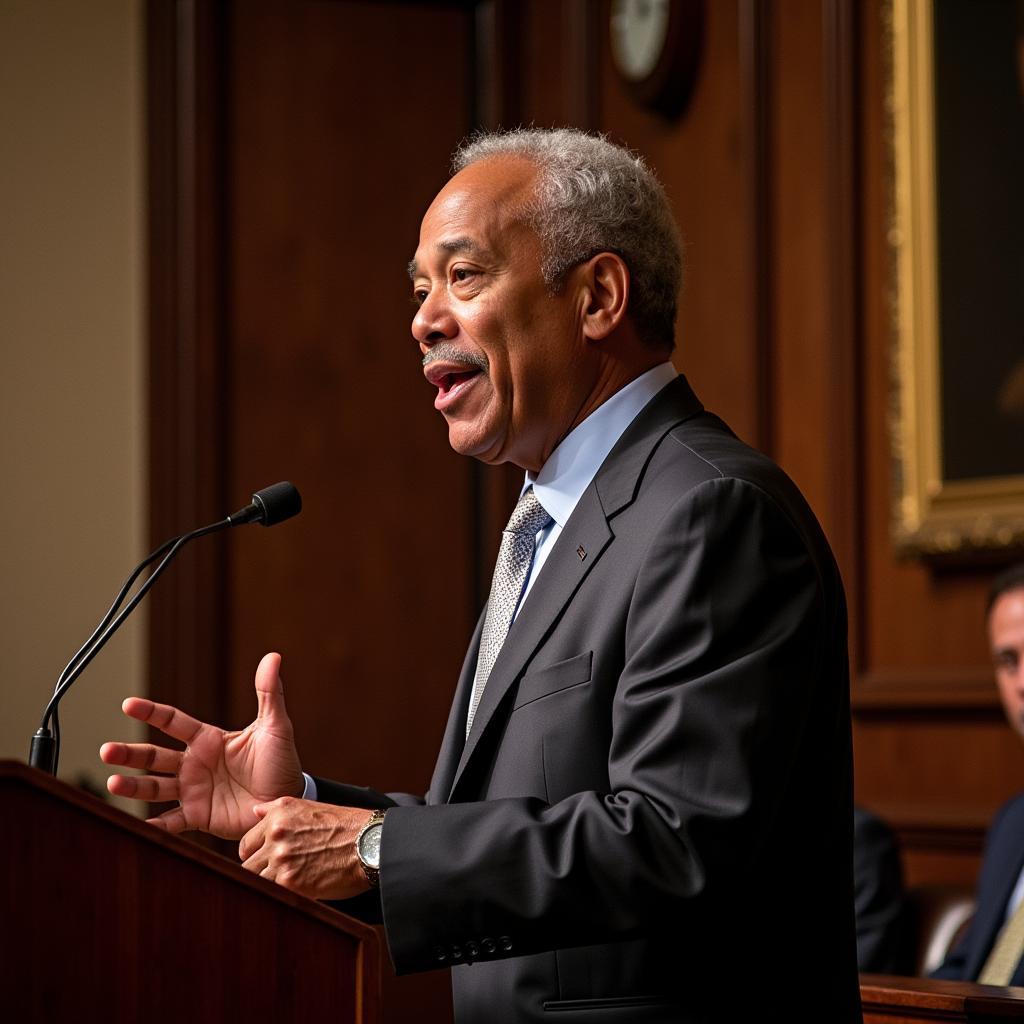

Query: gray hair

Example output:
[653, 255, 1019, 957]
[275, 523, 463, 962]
[453, 128, 683, 350]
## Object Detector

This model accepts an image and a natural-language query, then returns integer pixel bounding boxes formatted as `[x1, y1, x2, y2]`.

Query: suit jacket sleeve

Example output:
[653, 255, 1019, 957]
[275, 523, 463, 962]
[312, 777, 425, 810]
[375, 477, 840, 974]
[311, 780, 427, 925]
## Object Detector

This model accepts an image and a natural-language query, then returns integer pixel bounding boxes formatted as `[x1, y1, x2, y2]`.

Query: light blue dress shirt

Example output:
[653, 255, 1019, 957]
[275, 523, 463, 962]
[302, 361, 679, 802]
[516, 361, 678, 616]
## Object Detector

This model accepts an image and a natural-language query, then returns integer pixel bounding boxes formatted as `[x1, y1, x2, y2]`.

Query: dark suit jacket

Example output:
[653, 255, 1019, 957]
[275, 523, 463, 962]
[932, 793, 1024, 986]
[853, 806, 908, 974]
[318, 375, 861, 1023]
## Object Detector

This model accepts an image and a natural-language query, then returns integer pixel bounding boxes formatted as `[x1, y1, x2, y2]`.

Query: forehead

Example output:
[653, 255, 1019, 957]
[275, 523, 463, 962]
[990, 588, 1024, 642]
[411, 156, 540, 274]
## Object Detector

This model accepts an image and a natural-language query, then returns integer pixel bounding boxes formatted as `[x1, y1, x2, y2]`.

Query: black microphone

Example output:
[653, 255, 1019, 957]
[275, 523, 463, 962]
[228, 480, 303, 527]
[28, 482, 302, 776]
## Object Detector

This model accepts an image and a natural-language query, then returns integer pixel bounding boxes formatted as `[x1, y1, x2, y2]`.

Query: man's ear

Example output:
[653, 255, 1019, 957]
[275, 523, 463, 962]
[579, 252, 630, 342]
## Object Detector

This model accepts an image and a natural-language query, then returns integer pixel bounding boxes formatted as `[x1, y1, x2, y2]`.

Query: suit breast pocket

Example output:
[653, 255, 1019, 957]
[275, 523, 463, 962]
[513, 651, 593, 711]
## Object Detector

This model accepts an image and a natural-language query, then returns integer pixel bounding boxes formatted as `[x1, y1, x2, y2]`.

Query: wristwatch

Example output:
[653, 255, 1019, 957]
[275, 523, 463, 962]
[355, 809, 386, 888]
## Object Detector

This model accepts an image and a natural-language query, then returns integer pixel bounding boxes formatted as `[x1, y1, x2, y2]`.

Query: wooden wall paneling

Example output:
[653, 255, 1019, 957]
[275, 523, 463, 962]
[518, 0, 568, 128]
[223, 6, 475, 1022]
[563, 0, 599, 130]
[739, 0, 774, 457]
[596, 0, 760, 446]
[146, 0, 230, 736]
[853, 715, 1024, 816]
[474, 0, 524, 130]
[768, 0, 833, 526]
[515, 0, 597, 131]
[856, 6, 996, 678]
[822, 0, 864, 664]
[224, 0, 476, 799]
[851, 0, 1022, 883]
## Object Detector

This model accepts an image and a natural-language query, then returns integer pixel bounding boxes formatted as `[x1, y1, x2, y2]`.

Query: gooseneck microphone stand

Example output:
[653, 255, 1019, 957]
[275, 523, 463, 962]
[28, 481, 301, 775]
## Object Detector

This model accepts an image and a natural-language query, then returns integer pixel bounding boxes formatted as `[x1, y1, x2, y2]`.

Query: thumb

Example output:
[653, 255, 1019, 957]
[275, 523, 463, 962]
[254, 652, 289, 723]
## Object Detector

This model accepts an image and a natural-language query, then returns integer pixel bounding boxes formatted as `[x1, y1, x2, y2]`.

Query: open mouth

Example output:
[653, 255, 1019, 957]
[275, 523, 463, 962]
[439, 369, 481, 395]
[423, 354, 487, 412]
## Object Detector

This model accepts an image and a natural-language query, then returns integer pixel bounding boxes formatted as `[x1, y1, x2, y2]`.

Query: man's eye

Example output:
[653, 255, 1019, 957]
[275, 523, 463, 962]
[413, 289, 429, 306]
[453, 268, 474, 283]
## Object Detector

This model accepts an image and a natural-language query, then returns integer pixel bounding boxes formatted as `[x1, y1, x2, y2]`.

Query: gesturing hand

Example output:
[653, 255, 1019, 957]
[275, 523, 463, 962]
[100, 652, 304, 840]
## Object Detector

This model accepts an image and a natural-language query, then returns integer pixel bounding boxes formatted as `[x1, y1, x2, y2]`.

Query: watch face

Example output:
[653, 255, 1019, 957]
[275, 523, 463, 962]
[611, 0, 671, 82]
[359, 822, 383, 870]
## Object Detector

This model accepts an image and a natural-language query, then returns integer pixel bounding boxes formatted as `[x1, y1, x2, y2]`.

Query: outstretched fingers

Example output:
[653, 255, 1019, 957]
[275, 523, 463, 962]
[100, 741, 183, 774]
[120, 697, 205, 744]
[106, 772, 180, 803]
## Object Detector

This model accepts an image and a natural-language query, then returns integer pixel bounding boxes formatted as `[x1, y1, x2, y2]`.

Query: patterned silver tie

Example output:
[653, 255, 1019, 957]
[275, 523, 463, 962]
[466, 487, 552, 737]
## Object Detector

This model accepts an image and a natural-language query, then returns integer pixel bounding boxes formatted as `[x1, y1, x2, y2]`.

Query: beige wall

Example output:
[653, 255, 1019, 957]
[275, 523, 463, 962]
[0, 0, 145, 809]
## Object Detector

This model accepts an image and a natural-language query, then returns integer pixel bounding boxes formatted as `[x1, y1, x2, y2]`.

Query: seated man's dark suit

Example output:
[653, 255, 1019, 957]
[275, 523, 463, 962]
[317, 375, 861, 1023]
[932, 793, 1024, 986]
[853, 806, 909, 973]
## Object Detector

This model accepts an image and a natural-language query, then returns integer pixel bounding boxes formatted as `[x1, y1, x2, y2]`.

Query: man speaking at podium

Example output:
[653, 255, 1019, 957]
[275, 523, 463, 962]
[102, 129, 860, 1022]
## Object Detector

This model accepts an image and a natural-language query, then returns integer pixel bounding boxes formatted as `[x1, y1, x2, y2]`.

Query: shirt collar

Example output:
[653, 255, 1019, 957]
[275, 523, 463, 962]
[524, 362, 678, 527]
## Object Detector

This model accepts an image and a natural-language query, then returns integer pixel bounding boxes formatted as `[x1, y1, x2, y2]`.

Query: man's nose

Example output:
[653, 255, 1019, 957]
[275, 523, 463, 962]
[412, 289, 457, 349]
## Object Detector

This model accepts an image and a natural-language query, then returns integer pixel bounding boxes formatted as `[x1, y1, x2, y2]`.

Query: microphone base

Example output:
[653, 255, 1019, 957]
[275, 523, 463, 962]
[29, 729, 56, 775]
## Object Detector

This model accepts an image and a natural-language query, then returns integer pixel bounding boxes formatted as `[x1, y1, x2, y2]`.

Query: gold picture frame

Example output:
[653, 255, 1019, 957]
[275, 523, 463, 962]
[887, 0, 1024, 556]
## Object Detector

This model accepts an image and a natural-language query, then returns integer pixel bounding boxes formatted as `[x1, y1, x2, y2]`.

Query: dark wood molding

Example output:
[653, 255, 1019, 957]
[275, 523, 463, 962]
[564, 0, 599, 130]
[860, 975, 1024, 1022]
[864, 801, 991, 854]
[877, 801, 994, 839]
[852, 668, 1002, 713]
[739, 0, 773, 457]
[473, 0, 523, 130]
[146, 0, 230, 730]
[823, 0, 865, 677]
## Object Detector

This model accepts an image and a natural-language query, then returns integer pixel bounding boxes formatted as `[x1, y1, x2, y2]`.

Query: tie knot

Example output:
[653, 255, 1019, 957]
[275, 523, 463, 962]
[505, 488, 552, 537]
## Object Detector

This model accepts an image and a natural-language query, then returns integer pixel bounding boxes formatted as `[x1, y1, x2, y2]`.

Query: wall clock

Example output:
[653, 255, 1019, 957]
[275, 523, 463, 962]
[610, 0, 705, 119]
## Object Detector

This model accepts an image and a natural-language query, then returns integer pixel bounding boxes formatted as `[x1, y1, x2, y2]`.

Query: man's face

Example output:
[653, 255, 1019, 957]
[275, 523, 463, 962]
[990, 586, 1024, 738]
[410, 157, 592, 472]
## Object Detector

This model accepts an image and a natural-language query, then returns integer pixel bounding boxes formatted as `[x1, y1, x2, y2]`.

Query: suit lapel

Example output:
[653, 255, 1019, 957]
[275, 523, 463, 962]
[445, 374, 705, 801]
[448, 488, 613, 799]
[968, 828, 1024, 977]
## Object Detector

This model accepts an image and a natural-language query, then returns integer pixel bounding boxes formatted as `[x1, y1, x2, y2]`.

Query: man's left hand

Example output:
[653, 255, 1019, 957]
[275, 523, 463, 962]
[239, 797, 373, 900]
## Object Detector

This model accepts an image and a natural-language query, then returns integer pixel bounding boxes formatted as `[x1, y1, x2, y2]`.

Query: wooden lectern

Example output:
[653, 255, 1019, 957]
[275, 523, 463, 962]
[11, 758, 1024, 1023]
[0, 760, 380, 1022]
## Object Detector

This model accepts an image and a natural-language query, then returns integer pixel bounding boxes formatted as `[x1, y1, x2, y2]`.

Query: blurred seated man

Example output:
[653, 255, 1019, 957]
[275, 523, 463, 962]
[853, 806, 908, 974]
[932, 563, 1024, 986]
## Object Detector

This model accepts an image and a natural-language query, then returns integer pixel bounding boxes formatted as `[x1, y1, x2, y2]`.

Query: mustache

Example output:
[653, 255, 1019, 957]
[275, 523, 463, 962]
[422, 342, 489, 374]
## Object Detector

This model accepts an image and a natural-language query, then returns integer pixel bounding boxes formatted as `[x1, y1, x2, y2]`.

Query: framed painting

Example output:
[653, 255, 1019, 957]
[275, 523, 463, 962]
[888, 0, 1024, 556]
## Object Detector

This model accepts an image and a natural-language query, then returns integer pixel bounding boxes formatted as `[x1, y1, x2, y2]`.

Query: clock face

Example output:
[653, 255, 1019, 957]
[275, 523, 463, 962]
[359, 822, 383, 869]
[610, 0, 671, 82]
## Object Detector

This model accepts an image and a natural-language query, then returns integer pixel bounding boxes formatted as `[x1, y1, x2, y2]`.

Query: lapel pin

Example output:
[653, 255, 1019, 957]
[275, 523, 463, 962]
[577, 545, 587, 561]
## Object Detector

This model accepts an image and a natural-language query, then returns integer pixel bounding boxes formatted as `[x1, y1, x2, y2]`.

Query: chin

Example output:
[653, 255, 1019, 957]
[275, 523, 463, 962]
[446, 424, 499, 463]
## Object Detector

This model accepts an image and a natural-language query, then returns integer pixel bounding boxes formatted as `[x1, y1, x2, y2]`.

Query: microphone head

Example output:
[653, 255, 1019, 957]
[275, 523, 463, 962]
[251, 481, 302, 526]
